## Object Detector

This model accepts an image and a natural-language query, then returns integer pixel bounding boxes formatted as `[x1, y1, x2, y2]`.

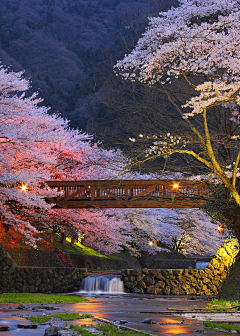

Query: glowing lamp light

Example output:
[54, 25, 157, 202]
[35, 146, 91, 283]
[172, 183, 179, 189]
[19, 184, 28, 192]
[216, 224, 224, 234]
[148, 241, 153, 246]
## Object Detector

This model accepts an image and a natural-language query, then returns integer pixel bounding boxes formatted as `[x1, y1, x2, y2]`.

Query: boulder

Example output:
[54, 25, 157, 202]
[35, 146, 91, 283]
[17, 304, 26, 309]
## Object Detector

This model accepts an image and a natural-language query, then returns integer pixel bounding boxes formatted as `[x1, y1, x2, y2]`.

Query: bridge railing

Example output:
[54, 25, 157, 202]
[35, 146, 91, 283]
[46, 180, 210, 208]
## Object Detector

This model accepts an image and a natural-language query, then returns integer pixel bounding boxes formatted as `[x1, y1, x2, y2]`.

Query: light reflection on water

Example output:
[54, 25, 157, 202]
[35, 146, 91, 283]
[0, 295, 235, 336]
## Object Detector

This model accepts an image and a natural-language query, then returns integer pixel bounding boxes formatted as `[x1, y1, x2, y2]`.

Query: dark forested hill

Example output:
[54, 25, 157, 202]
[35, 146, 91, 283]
[0, 0, 165, 135]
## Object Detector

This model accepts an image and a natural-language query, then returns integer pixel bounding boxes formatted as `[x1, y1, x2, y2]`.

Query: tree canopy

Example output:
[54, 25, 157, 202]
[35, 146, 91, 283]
[0, 65, 131, 252]
[115, 0, 240, 210]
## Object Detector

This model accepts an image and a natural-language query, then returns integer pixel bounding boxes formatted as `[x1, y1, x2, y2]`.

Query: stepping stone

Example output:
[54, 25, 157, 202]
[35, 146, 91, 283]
[17, 304, 25, 309]
[17, 324, 38, 329]
[120, 320, 128, 324]
[142, 317, 153, 324]
[0, 325, 9, 331]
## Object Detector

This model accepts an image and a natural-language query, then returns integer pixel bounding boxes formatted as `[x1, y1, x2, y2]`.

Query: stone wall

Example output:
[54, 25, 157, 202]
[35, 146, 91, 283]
[121, 239, 239, 296]
[6, 249, 65, 268]
[0, 243, 88, 293]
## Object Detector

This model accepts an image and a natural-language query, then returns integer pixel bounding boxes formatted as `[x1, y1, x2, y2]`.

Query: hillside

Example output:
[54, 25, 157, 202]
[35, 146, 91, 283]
[0, 0, 162, 134]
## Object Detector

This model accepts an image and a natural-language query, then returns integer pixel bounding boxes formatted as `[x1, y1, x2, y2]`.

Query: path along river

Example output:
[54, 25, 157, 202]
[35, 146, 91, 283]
[0, 294, 238, 336]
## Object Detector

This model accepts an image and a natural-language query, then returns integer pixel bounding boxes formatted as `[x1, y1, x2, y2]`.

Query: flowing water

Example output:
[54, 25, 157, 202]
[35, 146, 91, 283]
[79, 275, 124, 294]
[195, 262, 209, 269]
[0, 295, 234, 336]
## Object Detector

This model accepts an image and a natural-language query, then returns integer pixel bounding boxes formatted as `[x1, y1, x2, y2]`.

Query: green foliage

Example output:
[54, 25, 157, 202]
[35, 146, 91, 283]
[29, 312, 93, 324]
[204, 320, 240, 332]
[56, 86, 64, 100]
[204, 180, 240, 239]
[67, 43, 93, 70]
[71, 324, 151, 336]
[0, 293, 87, 304]
[70, 325, 97, 336]
[97, 324, 151, 335]
[67, 83, 83, 110]
[67, 3, 96, 17]
[206, 299, 239, 312]
[40, 232, 109, 257]
[0, 0, 161, 141]
[46, 8, 54, 23]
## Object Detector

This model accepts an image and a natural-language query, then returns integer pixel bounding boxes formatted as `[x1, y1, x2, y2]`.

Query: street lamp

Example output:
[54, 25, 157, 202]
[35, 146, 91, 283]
[216, 224, 224, 234]
[19, 183, 28, 192]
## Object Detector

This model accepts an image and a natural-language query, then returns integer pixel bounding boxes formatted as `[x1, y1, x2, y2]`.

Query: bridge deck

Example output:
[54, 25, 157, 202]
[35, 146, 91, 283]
[46, 180, 210, 208]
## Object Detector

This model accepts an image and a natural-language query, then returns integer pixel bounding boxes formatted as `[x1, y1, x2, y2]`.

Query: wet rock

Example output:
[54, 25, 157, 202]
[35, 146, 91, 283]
[141, 317, 153, 324]
[33, 305, 57, 311]
[0, 325, 9, 331]
[17, 304, 25, 309]
[132, 288, 143, 294]
[44, 326, 61, 336]
[52, 321, 67, 328]
[120, 320, 128, 325]
[57, 330, 74, 336]
[17, 324, 38, 329]
[195, 330, 205, 333]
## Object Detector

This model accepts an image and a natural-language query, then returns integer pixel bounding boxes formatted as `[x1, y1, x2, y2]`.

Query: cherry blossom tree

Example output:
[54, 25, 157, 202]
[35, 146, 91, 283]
[115, 0, 240, 210]
[0, 64, 129, 252]
[0, 64, 228, 256]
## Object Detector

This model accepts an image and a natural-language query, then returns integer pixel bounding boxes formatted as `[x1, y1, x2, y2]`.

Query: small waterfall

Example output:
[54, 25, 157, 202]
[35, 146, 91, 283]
[79, 275, 124, 294]
[195, 262, 209, 269]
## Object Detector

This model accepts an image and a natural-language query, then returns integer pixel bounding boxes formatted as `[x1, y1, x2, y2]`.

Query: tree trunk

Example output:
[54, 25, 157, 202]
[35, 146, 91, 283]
[50, 226, 56, 244]
[60, 230, 66, 246]
[70, 232, 76, 247]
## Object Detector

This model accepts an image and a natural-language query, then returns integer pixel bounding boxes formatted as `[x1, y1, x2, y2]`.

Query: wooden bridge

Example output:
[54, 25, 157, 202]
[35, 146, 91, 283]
[46, 180, 210, 209]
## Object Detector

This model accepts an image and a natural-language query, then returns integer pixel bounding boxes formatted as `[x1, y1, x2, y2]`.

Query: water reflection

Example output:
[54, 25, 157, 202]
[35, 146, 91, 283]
[0, 295, 235, 335]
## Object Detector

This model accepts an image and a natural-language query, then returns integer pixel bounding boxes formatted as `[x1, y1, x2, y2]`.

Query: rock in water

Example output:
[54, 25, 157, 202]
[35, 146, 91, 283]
[141, 317, 153, 324]
[44, 326, 61, 336]
[58, 330, 74, 336]
[17, 324, 38, 329]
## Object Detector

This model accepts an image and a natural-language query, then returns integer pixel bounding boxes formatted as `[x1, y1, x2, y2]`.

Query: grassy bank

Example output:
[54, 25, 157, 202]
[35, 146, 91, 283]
[71, 324, 151, 336]
[0, 293, 87, 304]
[29, 312, 92, 324]
[206, 299, 240, 312]
[204, 320, 240, 333]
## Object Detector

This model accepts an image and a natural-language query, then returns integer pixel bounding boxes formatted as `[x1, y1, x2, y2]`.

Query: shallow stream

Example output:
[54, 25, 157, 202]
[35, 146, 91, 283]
[0, 294, 236, 336]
